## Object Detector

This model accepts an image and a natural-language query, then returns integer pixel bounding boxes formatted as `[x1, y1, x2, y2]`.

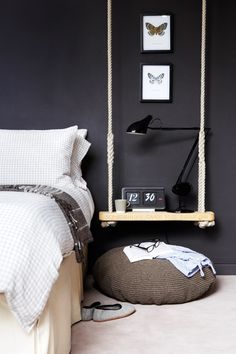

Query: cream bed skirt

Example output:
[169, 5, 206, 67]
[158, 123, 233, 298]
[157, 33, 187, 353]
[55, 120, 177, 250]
[0, 252, 83, 354]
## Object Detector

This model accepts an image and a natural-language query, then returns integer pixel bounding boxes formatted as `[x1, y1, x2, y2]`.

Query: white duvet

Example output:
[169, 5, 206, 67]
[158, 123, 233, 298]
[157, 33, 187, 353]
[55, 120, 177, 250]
[0, 187, 94, 332]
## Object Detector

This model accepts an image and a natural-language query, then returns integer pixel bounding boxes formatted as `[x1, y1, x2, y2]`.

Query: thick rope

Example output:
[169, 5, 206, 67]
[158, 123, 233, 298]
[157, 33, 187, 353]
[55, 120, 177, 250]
[107, 0, 114, 212]
[198, 0, 214, 227]
[198, 0, 206, 214]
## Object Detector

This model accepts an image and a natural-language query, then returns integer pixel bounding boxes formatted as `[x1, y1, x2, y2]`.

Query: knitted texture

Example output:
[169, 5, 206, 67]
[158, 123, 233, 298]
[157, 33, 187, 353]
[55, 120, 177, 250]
[93, 247, 216, 305]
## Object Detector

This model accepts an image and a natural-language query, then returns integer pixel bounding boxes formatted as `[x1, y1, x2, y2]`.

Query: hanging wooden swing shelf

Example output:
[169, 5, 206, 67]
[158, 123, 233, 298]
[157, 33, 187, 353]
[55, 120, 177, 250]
[102, 0, 215, 229]
[99, 210, 215, 223]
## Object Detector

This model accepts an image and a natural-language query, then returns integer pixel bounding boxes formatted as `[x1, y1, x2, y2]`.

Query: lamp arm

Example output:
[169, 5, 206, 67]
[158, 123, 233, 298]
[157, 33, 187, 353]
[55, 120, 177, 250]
[175, 136, 199, 185]
[148, 126, 210, 187]
[148, 127, 200, 131]
[174, 128, 210, 186]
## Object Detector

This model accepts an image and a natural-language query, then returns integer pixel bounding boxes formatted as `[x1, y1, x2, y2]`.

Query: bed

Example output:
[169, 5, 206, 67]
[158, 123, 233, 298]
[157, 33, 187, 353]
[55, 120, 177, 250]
[0, 126, 94, 354]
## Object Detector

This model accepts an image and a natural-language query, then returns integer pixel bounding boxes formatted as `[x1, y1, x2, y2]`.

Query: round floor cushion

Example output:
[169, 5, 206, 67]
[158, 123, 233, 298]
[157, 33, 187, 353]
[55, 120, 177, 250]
[93, 247, 216, 304]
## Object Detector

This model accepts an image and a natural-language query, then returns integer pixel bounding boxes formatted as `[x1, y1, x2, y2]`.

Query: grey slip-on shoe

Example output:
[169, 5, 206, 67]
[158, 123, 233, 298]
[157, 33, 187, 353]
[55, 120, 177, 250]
[81, 301, 101, 321]
[93, 303, 136, 322]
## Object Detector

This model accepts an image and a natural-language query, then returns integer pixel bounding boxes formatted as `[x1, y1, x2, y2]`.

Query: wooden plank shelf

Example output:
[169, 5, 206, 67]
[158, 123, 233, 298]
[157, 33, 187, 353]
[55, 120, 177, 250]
[99, 211, 215, 223]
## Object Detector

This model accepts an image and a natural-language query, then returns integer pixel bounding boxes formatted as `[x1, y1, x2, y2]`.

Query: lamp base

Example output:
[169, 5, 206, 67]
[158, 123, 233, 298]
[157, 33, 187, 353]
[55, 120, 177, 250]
[174, 208, 194, 213]
[174, 196, 193, 213]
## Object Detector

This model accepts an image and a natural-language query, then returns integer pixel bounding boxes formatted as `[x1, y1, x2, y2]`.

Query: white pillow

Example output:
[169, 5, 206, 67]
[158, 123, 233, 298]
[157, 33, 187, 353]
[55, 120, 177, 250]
[77, 129, 87, 139]
[71, 131, 91, 189]
[0, 126, 78, 186]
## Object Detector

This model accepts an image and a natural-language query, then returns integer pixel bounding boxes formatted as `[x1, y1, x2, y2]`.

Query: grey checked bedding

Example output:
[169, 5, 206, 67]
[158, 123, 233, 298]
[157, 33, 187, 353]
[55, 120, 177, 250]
[0, 185, 93, 332]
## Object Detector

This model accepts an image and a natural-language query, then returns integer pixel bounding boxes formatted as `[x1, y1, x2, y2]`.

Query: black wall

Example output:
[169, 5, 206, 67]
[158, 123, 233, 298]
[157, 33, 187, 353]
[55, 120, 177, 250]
[0, 0, 235, 274]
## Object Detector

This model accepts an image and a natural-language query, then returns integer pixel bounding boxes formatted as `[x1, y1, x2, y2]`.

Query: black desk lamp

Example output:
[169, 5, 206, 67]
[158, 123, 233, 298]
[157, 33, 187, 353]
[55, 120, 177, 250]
[126, 115, 209, 212]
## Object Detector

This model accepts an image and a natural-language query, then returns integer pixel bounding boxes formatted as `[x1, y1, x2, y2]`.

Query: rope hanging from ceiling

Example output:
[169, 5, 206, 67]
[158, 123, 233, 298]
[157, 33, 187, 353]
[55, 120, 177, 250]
[107, 0, 114, 213]
[106, 0, 214, 227]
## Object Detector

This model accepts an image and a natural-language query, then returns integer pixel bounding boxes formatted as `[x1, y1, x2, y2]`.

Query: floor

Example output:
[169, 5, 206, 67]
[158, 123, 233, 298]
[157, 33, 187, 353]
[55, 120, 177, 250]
[71, 275, 236, 354]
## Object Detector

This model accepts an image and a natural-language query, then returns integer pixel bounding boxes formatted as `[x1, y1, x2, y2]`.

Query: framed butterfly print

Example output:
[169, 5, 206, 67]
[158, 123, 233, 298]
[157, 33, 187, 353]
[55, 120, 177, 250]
[141, 64, 172, 102]
[141, 14, 172, 52]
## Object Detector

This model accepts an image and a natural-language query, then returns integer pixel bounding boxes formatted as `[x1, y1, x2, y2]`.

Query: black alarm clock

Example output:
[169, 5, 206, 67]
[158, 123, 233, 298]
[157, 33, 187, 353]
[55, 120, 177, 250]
[121, 187, 166, 211]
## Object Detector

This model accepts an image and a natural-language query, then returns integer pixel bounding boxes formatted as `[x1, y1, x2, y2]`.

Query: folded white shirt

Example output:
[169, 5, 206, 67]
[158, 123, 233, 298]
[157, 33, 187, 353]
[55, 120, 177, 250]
[123, 242, 216, 278]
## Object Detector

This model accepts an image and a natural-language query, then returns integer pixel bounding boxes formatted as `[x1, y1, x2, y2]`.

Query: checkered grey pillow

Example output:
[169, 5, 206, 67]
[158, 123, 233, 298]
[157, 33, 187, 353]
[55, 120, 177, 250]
[0, 126, 78, 186]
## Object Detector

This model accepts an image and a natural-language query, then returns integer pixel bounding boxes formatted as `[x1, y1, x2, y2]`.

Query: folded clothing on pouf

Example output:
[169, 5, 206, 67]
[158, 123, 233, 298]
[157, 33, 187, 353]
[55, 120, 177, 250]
[123, 241, 216, 278]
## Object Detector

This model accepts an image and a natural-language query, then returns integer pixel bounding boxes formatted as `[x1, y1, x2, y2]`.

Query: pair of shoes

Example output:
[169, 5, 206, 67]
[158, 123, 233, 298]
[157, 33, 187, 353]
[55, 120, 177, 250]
[81, 301, 135, 322]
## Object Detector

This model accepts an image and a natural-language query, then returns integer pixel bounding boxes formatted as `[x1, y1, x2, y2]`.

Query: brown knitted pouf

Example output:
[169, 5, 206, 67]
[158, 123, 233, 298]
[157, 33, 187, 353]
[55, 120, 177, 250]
[93, 247, 216, 304]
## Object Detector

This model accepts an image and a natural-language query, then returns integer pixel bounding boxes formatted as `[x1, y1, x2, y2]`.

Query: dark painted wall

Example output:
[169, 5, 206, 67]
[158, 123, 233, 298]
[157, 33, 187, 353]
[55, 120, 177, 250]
[0, 0, 235, 274]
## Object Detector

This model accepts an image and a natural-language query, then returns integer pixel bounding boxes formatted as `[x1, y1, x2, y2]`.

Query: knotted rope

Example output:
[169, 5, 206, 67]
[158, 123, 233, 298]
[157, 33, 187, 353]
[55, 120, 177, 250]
[107, 0, 114, 212]
[198, 0, 214, 227]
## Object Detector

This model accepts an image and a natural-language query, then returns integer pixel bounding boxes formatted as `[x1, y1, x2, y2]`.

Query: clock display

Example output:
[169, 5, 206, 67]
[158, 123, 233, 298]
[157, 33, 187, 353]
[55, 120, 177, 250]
[122, 187, 166, 210]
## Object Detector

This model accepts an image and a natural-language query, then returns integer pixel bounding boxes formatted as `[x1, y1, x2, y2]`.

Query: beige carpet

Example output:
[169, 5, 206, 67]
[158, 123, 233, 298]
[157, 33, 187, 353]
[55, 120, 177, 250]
[71, 275, 236, 354]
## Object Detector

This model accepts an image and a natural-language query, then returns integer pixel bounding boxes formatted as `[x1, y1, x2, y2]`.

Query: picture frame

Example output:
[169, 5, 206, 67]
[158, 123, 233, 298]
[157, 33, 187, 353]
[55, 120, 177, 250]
[141, 14, 172, 52]
[141, 64, 172, 102]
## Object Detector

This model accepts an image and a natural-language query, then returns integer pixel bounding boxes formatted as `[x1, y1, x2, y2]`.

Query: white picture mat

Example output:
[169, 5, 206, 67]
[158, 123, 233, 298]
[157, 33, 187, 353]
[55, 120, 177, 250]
[142, 15, 171, 51]
[142, 65, 170, 101]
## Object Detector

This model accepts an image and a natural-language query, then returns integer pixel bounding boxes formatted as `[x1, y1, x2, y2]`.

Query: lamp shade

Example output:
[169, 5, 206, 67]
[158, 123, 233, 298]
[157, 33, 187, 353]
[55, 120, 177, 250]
[126, 115, 153, 135]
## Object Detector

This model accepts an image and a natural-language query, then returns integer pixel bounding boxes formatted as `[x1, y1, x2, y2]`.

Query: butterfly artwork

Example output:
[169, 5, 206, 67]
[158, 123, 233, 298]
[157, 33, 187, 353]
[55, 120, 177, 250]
[145, 22, 168, 36]
[141, 64, 171, 101]
[148, 73, 164, 84]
